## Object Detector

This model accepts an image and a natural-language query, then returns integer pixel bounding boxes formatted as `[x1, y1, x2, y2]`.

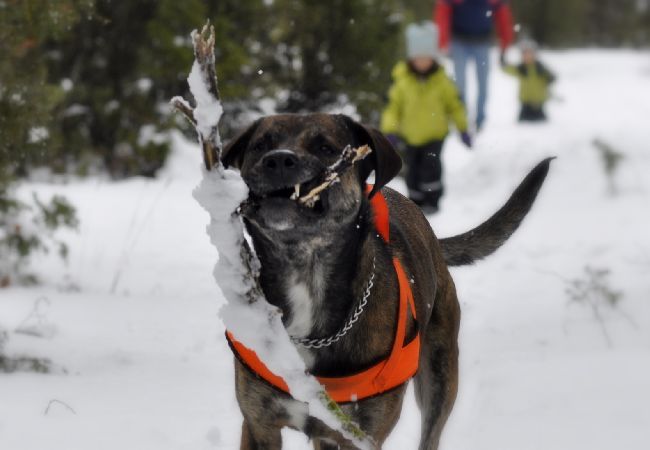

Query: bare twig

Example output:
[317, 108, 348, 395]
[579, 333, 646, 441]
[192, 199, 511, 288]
[170, 21, 221, 171]
[170, 96, 196, 126]
[298, 145, 372, 207]
[191, 23, 222, 171]
[14, 296, 50, 336]
[191, 24, 220, 103]
[565, 266, 625, 348]
[593, 138, 624, 195]
[44, 399, 77, 416]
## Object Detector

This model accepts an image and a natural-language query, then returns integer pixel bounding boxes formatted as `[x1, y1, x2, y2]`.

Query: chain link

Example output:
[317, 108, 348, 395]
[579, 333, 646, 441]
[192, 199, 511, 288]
[291, 258, 376, 349]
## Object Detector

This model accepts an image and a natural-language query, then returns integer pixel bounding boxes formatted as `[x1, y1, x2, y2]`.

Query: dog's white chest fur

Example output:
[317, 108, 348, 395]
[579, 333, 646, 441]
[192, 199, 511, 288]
[284, 265, 326, 369]
[285, 279, 318, 368]
[285, 264, 326, 339]
[286, 281, 314, 338]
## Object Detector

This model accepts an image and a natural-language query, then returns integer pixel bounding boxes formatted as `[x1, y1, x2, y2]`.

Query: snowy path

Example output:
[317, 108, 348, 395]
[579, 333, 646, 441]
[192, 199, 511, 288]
[2, 50, 649, 449]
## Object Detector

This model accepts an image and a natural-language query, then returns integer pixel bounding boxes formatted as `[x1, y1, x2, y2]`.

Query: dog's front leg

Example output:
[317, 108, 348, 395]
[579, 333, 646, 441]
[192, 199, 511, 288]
[238, 401, 358, 450]
[236, 362, 360, 449]
[313, 437, 360, 450]
[240, 419, 282, 450]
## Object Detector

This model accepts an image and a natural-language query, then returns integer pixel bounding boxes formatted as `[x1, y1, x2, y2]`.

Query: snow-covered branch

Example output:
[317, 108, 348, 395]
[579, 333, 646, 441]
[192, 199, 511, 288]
[171, 21, 374, 449]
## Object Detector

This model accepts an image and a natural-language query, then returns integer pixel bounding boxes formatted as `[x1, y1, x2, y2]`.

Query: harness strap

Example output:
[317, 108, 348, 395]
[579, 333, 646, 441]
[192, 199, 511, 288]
[375, 257, 417, 390]
[368, 184, 390, 242]
[226, 187, 420, 403]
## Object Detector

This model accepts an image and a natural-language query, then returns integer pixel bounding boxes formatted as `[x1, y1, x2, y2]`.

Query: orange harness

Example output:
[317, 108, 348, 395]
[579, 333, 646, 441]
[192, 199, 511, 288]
[226, 188, 420, 403]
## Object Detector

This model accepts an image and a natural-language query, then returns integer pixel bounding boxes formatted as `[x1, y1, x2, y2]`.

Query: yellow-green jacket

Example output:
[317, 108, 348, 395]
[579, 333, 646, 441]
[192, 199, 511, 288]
[502, 61, 556, 106]
[380, 62, 468, 147]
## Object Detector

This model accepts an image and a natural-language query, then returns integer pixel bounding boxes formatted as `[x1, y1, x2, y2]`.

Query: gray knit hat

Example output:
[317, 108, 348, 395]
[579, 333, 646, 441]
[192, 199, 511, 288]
[519, 38, 538, 52]
[406, 22, 439, 59]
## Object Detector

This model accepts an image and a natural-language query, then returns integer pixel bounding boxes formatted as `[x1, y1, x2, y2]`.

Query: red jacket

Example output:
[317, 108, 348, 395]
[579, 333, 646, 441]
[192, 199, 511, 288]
[434, 0, 514, 50]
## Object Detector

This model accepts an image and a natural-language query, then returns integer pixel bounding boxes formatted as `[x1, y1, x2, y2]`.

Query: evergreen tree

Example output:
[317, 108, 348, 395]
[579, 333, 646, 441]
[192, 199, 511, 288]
[47, 0, 265, 178]
[264, 0, 403, 121]
[0, 1, 84, 287]
[510, 0, 648, 47]
[0, 0, 93, 177]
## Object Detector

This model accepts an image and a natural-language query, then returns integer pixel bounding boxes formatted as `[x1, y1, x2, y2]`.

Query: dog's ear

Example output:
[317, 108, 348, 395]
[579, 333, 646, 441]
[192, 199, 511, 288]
[221, 119, 261, 169]
[339, 115, 402, 198]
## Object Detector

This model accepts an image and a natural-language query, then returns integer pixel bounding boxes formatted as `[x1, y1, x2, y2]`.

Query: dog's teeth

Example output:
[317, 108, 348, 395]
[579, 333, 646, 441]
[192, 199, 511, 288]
[291, 184, 300, 200]
[306, 195, 318, 208]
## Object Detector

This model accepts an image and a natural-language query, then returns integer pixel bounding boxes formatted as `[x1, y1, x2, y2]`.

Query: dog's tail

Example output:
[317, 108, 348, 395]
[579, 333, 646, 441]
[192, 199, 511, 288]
[440, 157, 554, 266]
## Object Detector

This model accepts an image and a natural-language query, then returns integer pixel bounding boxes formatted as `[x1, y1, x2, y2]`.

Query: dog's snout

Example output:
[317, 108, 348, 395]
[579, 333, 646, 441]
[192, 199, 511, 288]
[260, 150, 301, 184]
[246, 145, 322, 194]
[262, 150, 298, 171]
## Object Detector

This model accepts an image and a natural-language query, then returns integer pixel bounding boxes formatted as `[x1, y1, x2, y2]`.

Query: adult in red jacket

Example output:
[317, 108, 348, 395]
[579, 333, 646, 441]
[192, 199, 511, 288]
[435, 0, 514, 130]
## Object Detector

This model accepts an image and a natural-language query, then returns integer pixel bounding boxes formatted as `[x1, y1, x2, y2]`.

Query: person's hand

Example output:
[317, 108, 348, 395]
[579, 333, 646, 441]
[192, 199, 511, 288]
[460, 131, 472, 149]
[386, 133, 403, 149]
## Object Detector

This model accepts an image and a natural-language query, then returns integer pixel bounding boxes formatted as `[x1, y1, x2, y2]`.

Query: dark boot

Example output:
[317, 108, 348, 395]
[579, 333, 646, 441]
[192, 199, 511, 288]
[519, 103, 547, 121]
[405, 141, 445, 213]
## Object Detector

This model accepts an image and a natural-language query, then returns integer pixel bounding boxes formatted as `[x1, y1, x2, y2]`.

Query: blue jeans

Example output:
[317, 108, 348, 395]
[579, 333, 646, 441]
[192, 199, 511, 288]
[451, 39, 491, 128]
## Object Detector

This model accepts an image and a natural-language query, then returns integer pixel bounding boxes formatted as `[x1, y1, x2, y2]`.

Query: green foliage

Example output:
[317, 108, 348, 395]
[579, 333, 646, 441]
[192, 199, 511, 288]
[2, 0, 648, 181]
[0, 354, 53, 374]
[510, 0, 648, 47]
[43, 0, 268, 177]
[565, 266, 625, 347]
[593, 138, 625, 195]
[47, 1, 171, 178]
[0, 187, 78, 287]
[318, 391, 369, 443]
[566, 266, 623, 308]
[0, 329, 6, 354]
[265, 0, 403, 119]
[0, 0, 93, 176]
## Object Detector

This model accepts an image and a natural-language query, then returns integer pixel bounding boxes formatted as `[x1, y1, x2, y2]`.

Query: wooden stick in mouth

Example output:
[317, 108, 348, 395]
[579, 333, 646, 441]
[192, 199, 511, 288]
[297, 144, 372, 207]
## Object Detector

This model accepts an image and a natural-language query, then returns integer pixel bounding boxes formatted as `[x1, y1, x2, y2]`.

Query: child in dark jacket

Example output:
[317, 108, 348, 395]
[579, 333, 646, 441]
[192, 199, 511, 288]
[381, 22, 471, 214]
[501, 39, 556, 121]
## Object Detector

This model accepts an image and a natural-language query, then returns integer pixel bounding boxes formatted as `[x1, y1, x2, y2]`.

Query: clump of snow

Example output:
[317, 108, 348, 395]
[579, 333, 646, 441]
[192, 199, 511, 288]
[137, 124, 168, 147]
[187, 61, 224, 140]
[60, 78, 73, 92]
[28, 127, 49, 144]
[136, 78, 153, 93]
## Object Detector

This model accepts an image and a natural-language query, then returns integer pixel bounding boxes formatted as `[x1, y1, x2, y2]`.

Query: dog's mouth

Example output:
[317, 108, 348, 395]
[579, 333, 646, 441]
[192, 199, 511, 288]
[263, 176, 327, 212]
[246, 174, 329, 220]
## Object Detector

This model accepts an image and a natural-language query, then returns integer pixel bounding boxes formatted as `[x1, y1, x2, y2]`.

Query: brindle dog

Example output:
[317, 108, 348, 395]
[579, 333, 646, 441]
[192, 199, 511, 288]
[221, 113, 552, 450]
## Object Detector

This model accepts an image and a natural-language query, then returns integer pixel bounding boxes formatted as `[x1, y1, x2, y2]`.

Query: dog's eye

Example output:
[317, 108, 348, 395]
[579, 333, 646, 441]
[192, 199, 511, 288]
[320, 144, 337, 156]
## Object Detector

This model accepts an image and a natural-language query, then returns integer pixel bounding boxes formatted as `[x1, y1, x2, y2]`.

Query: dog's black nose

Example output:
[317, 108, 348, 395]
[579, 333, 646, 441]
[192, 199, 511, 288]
[261, 150, 299, 178]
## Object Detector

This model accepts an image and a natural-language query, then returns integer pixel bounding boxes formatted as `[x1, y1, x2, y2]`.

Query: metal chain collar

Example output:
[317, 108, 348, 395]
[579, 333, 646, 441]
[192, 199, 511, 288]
[291, 258, 376, 349]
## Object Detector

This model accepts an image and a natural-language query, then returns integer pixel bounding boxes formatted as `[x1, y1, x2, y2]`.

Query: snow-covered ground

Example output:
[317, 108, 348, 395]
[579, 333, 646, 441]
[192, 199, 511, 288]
[2, 49, 649, 449]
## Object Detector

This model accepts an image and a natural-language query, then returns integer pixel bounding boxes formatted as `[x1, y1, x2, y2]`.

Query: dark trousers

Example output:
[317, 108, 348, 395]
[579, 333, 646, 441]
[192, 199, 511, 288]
[405, 140, 445, 209]
[519, 103, 547, 122]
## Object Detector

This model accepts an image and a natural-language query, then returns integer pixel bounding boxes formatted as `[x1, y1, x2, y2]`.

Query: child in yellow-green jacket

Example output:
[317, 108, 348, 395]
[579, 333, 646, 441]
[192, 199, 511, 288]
[381, 22, 471, 214]
[501, 39, 556, 121]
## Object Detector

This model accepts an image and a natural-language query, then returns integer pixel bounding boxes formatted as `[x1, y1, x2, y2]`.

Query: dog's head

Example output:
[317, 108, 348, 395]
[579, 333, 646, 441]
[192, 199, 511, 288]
[222, 114, 401, 239]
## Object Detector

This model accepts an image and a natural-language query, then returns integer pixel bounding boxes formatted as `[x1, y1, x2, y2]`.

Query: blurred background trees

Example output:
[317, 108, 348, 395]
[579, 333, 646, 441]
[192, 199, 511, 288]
[510, 0, 650, 47]
[1, 0, 648, 182]
[1, 0, 647, 286]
